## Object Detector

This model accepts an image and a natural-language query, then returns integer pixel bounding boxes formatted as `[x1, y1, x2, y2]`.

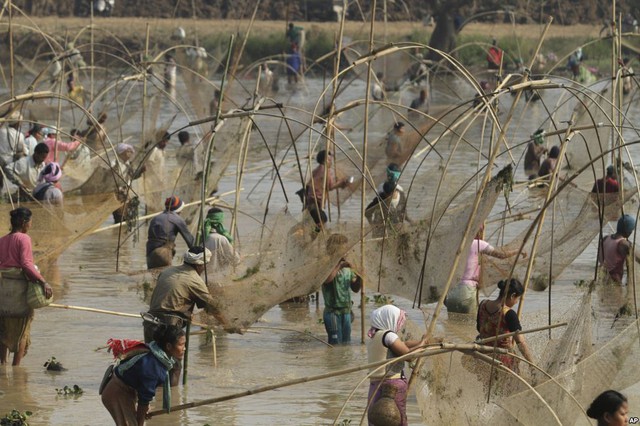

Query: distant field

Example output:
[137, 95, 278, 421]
[9, 17, 602, 41]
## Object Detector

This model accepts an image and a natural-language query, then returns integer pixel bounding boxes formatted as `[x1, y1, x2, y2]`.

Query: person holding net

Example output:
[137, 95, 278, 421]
[367, 304, 427, 426]
[598, 214, 640, 283]
[445, 225, 524, 315]
[304, 150, 349, 225]
[475, 278, 535, 372]
[145, 196, 194, 269]
[321, 256, 361, 344]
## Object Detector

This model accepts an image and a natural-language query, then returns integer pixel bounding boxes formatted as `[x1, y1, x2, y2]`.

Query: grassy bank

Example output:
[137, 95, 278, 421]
[1, 17, 624, 73]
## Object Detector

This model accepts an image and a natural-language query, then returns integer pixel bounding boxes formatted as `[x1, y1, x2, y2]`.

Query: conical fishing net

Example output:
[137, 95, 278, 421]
[360, 166, 512, 305]
[179, 211, 365, 332]
[0, 193, 116, 262]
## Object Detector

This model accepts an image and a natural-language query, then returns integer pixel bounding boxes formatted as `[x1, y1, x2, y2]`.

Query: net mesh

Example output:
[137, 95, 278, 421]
[0, 193, 116, 262]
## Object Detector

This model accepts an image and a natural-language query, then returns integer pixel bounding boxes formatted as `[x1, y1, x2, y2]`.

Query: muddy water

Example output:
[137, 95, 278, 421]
[2, 74, 640, 425]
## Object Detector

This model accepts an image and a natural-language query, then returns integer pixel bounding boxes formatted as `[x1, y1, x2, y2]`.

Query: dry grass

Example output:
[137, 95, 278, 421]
[8, 17, 602, 42]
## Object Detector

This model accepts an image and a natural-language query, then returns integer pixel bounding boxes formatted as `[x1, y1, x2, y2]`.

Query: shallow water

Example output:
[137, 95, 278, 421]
[2, 69, 640, 425]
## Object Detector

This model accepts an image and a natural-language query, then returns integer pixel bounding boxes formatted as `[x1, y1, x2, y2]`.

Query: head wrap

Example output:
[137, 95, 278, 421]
[116, 143, 134, 155]
[183, 247, 212, 265]
[606, 165, 615, 177]
[367, 305, 406, 338]
[617, 214, 636, 237]
[203, 210, 233, 243]
[39, 162, 62, 183]
[532, 129, 545, 145]
[386, 165, 401, 184]
[165, 196, 185, 213]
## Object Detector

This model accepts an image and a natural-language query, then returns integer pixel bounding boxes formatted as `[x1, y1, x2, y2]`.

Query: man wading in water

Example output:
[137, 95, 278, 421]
[143, 247, 228, 385]
[145, 196, 194, 269]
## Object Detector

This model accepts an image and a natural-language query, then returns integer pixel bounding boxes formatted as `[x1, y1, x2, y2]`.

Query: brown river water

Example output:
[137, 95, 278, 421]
[2, 71, 640, 424]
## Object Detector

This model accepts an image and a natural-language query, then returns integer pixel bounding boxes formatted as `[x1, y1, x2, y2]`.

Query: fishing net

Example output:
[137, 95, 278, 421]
[481, 185, 635, 296]
[414, 249, 640, 425]
[0, 193, 116, 262]
[360, 166, 512, 305]
[173, 211, 366, 332]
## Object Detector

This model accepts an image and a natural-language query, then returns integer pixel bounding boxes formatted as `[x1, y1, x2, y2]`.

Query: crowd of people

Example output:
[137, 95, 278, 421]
[1, 31, 638, 426]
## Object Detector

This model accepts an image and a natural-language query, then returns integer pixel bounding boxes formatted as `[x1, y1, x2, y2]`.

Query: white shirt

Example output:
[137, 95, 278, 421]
[24, 135, 40, 156]
[204, 232, 241, 274]
[5, 156, 45, 190]
[0, 126, 26, 166]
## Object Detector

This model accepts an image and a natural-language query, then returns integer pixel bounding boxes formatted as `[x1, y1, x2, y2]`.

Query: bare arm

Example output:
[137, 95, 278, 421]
[388, 337, 426, 356]
[514, 333, 535, 364]
[485, 247, 527, 260]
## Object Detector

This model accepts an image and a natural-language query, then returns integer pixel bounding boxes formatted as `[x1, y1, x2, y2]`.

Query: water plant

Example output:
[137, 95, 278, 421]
[0, 410, 31, 426]
[55, 385, 84, 396]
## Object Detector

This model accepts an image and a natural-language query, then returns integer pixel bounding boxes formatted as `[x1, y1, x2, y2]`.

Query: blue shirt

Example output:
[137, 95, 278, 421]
[146, 210, 194, 255]
[116, 353, 168, 405]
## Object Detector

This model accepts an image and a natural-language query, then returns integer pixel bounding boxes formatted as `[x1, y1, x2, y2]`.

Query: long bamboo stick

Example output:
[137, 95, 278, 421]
[359, 0, 377, 345]
[147, 343, 505, 417]
[475, 322, 567, 344]
[90, 192, 237, 235]
[47, 303, 210, 329]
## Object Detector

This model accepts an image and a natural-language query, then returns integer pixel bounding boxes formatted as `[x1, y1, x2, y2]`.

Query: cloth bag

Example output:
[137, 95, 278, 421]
[0, 268, 30, 317]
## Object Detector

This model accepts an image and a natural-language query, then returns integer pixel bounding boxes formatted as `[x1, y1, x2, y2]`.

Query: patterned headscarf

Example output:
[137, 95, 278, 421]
[39, 162, 62, 183]
[203, 210, 233, 243]
[368, 304, 407, 338]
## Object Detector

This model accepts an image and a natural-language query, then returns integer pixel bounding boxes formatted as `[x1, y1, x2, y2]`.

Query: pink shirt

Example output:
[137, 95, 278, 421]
[601, 235, 626, 282]
[44, 137, 81, 164]
[460, 239, 493, 287]
[0, 232, 45, 282]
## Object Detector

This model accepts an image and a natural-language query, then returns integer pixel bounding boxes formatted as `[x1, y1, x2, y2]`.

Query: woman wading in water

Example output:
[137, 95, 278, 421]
[0, 207, 53, 365]
[367, 305, 427, 425]
[476, 278, 534, 371]
[101, 325, 186, 425]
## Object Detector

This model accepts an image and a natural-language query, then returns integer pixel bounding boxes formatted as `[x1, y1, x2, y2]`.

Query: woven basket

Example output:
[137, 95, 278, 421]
[26, 281, 53, 309]
[0, 268, 31, 317]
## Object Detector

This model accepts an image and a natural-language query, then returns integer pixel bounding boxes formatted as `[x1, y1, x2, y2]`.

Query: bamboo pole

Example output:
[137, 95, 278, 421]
[90, 192, 237, 235]
[147, 343, 504, 417]
[47, 303, 211, 329]
[8, 0, 14, 98]
[90, 1, 94, 102]
[359, 0, 377, 345]
[475, 322, 567, 344]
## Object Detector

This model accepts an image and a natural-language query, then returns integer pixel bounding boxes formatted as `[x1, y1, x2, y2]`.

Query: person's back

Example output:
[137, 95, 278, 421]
[524, 140, 547, 175]
[538, 146, 560, 178]
[146, 197, 194, 269]
[32, 182, 63, 206]
[487, 44, 503, 69]
[601, 235, 627, 282]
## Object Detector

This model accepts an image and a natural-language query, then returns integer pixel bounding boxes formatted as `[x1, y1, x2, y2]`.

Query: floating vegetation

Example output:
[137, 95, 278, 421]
[371, 293, 394, 306]
[0, 410, 31, 426]
[55, 385, 84, 396]
[43, 357, 66, 372]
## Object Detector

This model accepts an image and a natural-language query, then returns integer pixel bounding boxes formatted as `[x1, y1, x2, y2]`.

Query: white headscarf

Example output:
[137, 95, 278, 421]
[368, 305, 406, 338]
[183, 247, 212, 265]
